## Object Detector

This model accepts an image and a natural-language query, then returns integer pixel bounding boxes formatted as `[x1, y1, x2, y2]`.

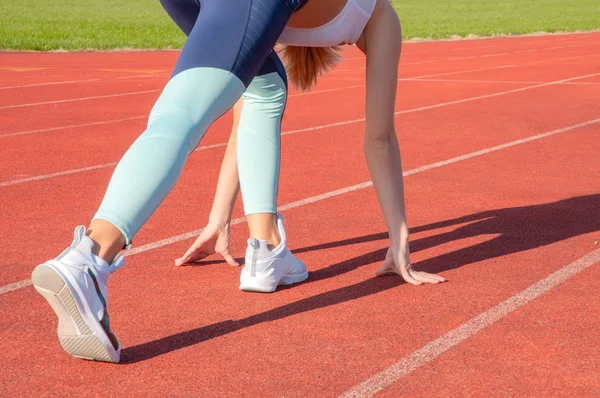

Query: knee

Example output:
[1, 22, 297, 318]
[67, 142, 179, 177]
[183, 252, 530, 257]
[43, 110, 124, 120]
[144, 67, 245, 149]
[241, 72, 287, 114]
[237, 73, 286, 149]
[144, 105, 197, 151]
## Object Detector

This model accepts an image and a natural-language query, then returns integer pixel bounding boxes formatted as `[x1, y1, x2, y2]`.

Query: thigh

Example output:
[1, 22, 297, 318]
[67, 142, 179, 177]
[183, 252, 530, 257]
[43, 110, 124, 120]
[173, 0, 298, 86]
[159, 0, 200, 35]
[257, 50, 287, 88]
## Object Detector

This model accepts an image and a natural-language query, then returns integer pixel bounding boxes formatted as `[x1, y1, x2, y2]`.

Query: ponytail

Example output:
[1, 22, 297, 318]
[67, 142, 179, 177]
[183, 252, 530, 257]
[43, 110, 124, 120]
[279, 45, 342, 92]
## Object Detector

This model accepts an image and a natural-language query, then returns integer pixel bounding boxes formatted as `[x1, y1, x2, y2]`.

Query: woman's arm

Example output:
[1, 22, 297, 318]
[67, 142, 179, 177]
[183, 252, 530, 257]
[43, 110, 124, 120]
[360, 0, 445, 284]
[174, 99, 243, 266]
[207, 99, 243, 225]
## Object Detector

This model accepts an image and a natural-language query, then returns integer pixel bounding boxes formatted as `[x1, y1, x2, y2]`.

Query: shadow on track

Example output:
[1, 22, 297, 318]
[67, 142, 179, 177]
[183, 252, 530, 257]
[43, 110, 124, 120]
[122, 194, 599, 363]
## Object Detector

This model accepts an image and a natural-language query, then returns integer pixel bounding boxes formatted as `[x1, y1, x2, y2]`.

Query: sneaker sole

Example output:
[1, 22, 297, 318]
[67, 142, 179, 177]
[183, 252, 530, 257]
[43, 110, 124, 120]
[239, 270, 309, 293]
[31, 263, 119, 363]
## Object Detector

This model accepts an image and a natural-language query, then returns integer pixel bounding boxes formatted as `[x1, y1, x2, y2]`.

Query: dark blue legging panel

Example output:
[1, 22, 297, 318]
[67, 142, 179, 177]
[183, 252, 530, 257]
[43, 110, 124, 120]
[160, 0, 301, 87]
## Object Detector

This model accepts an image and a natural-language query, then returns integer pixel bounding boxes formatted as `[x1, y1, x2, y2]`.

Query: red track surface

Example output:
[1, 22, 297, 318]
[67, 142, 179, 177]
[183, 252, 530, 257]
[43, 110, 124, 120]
[1, 33, 599, 397]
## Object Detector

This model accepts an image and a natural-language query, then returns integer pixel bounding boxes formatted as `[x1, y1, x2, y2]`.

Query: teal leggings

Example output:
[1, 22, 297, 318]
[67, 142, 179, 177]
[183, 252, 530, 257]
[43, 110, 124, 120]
[94, 72, 286, 244]
[93, 0, 290, 244]
[237, 73, 286, 216]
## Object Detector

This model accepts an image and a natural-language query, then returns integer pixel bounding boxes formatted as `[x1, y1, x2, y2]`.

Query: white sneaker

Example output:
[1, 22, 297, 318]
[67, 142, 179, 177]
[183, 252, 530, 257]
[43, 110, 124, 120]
[31, 226, 125, 363]
[239, 214, 308, 293]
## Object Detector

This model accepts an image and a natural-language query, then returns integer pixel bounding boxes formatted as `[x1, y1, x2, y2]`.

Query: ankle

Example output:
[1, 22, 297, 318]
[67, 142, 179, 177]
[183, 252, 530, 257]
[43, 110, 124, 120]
[266, 232, 281, 250]
[87, 234, 122, 264]
[87, 219, 126, 264]
[247, 213, 282, 250]
[249, 231, 281, 251]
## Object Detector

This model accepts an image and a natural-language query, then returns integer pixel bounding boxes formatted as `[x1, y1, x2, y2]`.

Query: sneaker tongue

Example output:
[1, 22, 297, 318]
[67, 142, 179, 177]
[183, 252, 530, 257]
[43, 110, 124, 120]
[72, 225, 87, 246]
[76, 235, 112, 270]
[76, 235, 96, 258]
[276, 214, 287, 245]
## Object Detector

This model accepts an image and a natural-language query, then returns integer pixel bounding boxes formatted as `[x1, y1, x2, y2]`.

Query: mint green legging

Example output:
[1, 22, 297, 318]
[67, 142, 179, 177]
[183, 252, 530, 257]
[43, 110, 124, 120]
[94, 70, 286, 244]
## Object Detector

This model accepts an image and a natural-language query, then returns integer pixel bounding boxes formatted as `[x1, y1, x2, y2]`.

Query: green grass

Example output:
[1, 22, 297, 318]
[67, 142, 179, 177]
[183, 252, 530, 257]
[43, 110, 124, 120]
[392, 0, 600, 40]
[0, 0, 184, 50]
[1, 0, 598, 50]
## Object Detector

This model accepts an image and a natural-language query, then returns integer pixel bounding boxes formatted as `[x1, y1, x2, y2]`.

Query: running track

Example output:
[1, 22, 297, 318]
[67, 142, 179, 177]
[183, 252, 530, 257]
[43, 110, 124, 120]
[1, 33, 599, 396]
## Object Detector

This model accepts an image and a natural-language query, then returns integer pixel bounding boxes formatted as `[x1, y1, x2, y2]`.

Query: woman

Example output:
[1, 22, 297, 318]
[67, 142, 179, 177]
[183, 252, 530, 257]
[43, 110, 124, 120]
[31, 0, 310, 363]
[177, 0, 446, 289]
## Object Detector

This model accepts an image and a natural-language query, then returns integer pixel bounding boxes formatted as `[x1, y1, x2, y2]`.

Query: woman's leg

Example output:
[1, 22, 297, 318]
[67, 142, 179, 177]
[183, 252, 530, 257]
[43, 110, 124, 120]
[237, 53, 287, 249]
[174, 54, 292, 264]
[235, 54, 308, 293]
[32, 0, 306, 363]
[152, 0, 290, 252]
[91, 0, 298, 263]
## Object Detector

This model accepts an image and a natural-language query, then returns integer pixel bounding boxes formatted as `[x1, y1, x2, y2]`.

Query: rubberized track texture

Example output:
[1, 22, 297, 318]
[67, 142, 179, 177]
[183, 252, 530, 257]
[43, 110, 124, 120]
[1, 32, 599, 397]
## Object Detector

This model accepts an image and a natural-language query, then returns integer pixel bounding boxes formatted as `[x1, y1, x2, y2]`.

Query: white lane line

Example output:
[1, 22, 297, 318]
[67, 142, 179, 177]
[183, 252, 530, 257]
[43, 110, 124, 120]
[0, 64, 520, 138]
[389, 72, 600, 116]
[392, 41, 593, 67]
[0, 79, 99, 90]
[0, 280, 34, 295]
[447, 56, 478, 61]
[340, 248, 600, 398]
[324, 51, 600, 80]
[2, 50, 596, 114]
[308, 72, 599, 135]
[0, 140, 228, 187]
[481, 52, 508, 58]
[0, 90, 160, 110]
[400, 118, 600, 175]
[0, 116, 147, 139]
[80, 41, 595, 83]
[0, 65, 516, 138]
[403, 64, 514, 79]
[117, 73, 169, 80]
[1, 72, 597, 188]
[0, 65, 517, 138]
[407, 78, 600, 85]
[0, 163, 118, 187]
[1, 117, 598, 295]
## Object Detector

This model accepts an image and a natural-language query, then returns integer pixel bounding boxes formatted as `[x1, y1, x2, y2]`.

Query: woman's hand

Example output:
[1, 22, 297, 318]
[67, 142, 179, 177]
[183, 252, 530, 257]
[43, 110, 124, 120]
[376, 246, 446, 285]
[174, 99, 243, 268]
[174, 222, 239, 267]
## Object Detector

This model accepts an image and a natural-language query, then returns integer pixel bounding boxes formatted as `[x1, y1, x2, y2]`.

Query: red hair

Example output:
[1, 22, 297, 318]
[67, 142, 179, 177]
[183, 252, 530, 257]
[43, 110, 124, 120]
[279, 45, 342, 92]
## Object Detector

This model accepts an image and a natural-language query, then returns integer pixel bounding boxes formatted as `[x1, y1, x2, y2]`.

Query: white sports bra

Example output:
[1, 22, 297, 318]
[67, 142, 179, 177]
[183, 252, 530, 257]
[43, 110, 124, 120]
[278, 0, 377, 47]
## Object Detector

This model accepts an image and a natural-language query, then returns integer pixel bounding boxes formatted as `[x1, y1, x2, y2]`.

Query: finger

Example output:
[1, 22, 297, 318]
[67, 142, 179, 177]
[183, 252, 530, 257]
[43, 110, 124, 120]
[176, 251, 210, 266]
[175, 246, 209, 266]
[174, 255, 191, 266]
[414, 271, 446, 283]
[411, 271, 443, 284]
[418, 271, 447, 283]
[222, 252, 240, 267]
[399, 265, 422, 286]
[409, 268, 446, 283]
[174, 246, 199, 266]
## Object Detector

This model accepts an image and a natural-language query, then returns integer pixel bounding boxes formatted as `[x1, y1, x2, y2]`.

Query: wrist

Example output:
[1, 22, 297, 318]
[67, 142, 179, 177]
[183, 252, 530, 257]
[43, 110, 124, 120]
[389, 224, 409, 247]
[208, 208, 231, 226]
[390, 238, 411, 266]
